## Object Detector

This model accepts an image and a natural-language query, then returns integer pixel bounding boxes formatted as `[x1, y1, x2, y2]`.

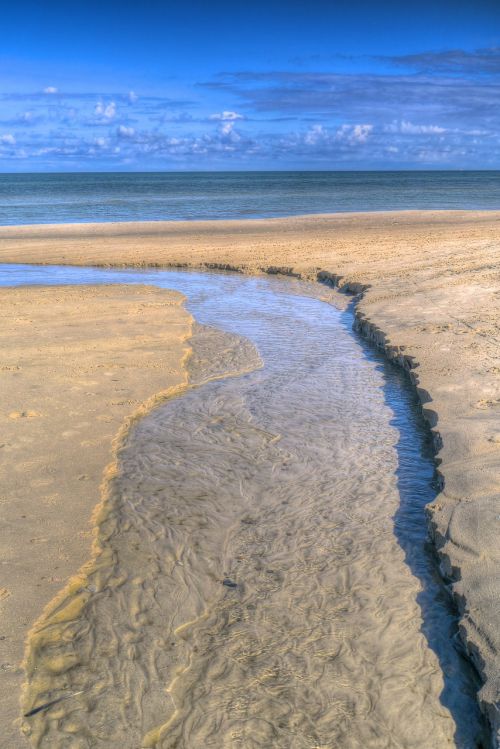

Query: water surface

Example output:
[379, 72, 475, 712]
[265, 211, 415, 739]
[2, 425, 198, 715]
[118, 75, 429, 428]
[0, 170, 499, 225]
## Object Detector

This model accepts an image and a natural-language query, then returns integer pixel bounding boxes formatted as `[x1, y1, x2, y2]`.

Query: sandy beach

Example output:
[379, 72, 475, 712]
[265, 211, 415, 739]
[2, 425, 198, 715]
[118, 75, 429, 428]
[0, 284, 192, 746]
[0, 210, 499, 743]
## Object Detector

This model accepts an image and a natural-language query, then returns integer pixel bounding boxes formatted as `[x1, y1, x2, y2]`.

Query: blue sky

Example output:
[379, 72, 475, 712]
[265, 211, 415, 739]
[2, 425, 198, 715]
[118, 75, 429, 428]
[1, 0, 499, 170]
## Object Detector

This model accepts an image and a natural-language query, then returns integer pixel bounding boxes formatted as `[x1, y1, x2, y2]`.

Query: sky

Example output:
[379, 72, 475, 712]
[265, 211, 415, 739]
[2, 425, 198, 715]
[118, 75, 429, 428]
[0, 0, 499, 171]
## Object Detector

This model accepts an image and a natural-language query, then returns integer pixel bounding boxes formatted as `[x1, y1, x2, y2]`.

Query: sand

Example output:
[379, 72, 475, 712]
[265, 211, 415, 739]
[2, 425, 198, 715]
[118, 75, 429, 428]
[0, 284, 192, 747]
[0, 210, 499, 744]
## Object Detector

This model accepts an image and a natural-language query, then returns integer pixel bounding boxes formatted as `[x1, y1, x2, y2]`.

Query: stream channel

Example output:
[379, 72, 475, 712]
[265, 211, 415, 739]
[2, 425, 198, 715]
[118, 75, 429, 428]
[2, 265, 485, 748]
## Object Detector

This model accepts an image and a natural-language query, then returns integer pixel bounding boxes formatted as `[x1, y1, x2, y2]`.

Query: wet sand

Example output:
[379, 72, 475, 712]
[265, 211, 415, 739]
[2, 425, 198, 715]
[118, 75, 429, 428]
[0, 284, 192, 747]
[1, 210, 499, 743]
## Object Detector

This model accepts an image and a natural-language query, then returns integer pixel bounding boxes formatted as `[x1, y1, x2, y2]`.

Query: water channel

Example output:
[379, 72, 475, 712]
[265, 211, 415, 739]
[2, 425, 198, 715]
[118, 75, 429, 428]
[2, 265, 484, 748]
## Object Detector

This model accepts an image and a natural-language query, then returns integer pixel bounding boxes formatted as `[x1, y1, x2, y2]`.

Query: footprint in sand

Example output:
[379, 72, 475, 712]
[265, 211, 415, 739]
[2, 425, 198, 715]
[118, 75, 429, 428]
[0, 588, 11, 602]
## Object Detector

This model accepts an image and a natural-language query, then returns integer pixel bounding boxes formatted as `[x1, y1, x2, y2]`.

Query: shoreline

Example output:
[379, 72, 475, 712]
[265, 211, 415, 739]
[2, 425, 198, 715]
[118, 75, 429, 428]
[1, 210, 499, 745]
[0, 207, 499, 232]
[1, 206, 500, 230]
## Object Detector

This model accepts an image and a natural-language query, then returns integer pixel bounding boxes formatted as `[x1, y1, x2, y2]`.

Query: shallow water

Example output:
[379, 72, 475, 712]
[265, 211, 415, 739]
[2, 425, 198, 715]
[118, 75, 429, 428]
[2, 266, 484, 748]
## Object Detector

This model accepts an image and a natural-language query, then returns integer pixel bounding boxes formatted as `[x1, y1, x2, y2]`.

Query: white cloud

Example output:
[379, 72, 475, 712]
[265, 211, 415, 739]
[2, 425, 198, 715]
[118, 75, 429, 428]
[117, 125, 135, 138]
[110, 124, 255, 160]
[386, 120, 446, 135]
[128, 91, 138, 103]
[43, 86, 58, 94]
[304, 124, 327, 145]
[209, 110, 244, 121]
[351, 124, 373, 142]
[302, 123, 373, 147]
[0, 134, 16, 145]
[94, 101, 116, 120]
[208, 111, 245, 137]
[336, 123, 373, 143]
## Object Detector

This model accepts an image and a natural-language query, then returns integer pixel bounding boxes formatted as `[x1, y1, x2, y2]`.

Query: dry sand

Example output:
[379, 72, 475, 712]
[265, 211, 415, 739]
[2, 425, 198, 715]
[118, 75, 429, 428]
[0, 210, 499, 743]
[0, 284, 192, 747]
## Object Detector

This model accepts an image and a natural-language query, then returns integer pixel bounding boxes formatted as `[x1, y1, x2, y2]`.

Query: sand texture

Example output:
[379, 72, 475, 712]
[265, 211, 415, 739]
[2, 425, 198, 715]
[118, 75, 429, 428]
[0, 210, 499, 743]
[0, 284, 192, 747]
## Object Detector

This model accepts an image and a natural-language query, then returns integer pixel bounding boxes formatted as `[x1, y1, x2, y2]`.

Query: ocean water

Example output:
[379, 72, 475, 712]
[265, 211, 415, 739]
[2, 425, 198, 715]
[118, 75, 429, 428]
[0, 171, 499, 225]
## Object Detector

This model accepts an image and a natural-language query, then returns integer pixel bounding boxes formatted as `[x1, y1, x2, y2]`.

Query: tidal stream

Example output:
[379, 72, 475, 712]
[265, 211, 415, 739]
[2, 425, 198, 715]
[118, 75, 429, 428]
[2, 266, 484, 748]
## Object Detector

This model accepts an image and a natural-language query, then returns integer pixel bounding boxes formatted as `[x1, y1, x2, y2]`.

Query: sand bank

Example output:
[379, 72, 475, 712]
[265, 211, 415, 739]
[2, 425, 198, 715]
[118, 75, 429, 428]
[0, 210, 499, 743]
[0, 284, 192, 747]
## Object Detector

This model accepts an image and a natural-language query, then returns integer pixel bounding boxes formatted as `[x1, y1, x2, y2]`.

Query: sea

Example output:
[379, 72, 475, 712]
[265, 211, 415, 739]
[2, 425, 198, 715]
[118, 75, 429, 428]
[0, 171, 499, 225]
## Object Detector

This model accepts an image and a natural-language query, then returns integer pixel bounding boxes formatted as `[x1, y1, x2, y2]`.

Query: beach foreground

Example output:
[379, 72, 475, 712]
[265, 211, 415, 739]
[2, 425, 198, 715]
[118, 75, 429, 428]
[0, 285, 192, 746]
[1, 210, 499, 743]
